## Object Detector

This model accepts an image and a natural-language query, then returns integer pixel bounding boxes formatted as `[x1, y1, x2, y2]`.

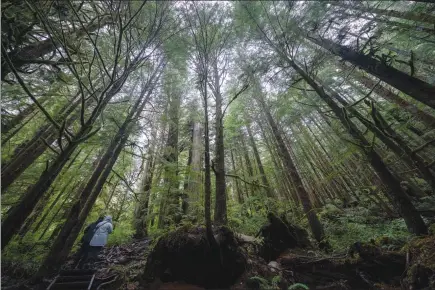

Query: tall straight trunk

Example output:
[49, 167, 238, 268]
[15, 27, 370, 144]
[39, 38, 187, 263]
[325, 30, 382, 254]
[1, 64, 143, 250]
[158, 88, 180, 228]
[285, 57, 427, 235]
[212, 62, 227, 225]
[257, 117, 296, 203]
[339, 62, 435, 128]
[185, 121, 203, 215]
[135, 131, 157, 238]
[330, 1, 435, 24]
[202, 72, 215, 246]
[230, 148, 243, 203]
[246, 122, 274, 198]
[255, 92, 325, 243]
[37, 72, 159, 276]
[182, 147, 193, 215]
[239, 133, 258, 197]
[303, 29, 435, 109]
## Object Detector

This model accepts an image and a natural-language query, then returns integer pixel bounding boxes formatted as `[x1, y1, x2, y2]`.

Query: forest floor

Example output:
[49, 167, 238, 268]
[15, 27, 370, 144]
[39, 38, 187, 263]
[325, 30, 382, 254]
[2, 225, 435, 290]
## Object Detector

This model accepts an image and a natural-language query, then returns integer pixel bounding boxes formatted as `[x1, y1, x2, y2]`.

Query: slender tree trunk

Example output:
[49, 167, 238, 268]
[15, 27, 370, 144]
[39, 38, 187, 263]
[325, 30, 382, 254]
[327, 86, 435, 191]
[2, 111, 39, 145]
[202, 72, 215, 246]
[339, 62, 435, 128]
[330, 1, 435, 24]
[246, 122, 274, 198]
[255, 90, 325, 243]
[239, 133, 258, 197]
[230, 149, 243, 203]
[303, 29, 435, 108]
[158, 87, 180, 228]
[1, 95, 50, 135]
[135, 128, 157, 238]
[1, 94, 82, 191]
[286, 57, 427, 235]
[37, 73, 159, 276]
[1, 65, 150, 250]
[38, 183, 78, 241]
[212, 62, 227, 225]
[186, 121, 203, 215]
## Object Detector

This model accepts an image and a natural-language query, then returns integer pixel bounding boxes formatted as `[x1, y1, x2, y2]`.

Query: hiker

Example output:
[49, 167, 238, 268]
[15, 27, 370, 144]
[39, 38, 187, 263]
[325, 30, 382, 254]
[74, 216, 103, 268]
[77, 216, 113, 268]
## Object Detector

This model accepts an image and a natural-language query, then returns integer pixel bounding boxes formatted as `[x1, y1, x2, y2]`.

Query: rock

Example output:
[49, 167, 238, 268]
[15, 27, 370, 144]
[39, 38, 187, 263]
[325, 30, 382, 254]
[258, 213, 311, 261]
[142, 226, 246, 289]
[267, 261, 281, 273]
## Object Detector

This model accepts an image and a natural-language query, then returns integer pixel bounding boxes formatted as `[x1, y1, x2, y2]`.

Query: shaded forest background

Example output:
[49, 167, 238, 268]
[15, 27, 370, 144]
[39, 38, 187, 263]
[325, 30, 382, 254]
[1, 0, 435, 279]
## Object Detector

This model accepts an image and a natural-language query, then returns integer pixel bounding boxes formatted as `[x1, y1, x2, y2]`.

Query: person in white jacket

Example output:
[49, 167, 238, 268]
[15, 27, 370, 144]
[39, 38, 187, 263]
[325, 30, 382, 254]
[78, 215, 113, 268]
[89, 215, 114, 247]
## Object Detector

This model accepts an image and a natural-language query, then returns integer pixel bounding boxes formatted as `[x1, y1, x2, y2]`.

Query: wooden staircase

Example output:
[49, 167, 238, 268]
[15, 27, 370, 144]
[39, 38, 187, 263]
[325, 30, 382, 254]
[47, 269, 95, 290]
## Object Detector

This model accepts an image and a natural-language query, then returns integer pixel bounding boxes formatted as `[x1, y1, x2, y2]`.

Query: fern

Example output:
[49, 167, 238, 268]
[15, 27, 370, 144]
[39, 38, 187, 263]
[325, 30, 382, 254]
[288, 283, 309, 290]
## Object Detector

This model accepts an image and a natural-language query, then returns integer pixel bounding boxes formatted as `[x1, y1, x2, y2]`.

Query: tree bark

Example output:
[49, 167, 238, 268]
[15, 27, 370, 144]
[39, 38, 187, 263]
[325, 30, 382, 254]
[339, 62, 435, 128]
[285, 57, 427, 235]
[1, 94, 82, 191]
[1, 63, 145, 249]
[330, 1, 435, 24]
[246, 122, 274, 198]
[1, 94, 50, 135]
[37, 71, 160, 276]
[212, 62, 227, 225]
[303, 30, 435, 109]
[255, 89, 326, 243]
[185, 121, 203, 215]
[158, 84, 180, 228]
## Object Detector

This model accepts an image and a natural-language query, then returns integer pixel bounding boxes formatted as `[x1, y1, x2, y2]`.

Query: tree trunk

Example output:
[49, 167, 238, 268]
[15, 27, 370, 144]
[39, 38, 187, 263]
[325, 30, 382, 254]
[1, 63, 149, 250]
[255, 89, 325, 243]
[1, 94, 82, 191]
[246, 122, 274, 198]
[286, 57, 427, 235]
[230, 149, 243, 203]
[212, 62, 227, 225]
[325, 84, 435, 191]
[134, 131, 157, 238]
[339, 62, 435, 128]
[37, 73, 159, 276]
[158, 86, 180, 228]
[1, 94, 50, 135]
[330, 1, 435, 24]
[303, 30, 435, 109]
[186, 121, 203, 215]
[1, 110, 39, 145]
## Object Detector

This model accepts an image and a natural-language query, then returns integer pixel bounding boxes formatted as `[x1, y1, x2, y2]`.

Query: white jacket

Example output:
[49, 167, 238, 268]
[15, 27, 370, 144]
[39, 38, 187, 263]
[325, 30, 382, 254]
[89, 216, 113, 247]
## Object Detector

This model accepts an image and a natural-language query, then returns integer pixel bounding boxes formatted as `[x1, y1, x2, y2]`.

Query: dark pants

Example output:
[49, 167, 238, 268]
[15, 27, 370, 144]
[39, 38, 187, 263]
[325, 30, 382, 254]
[76, 244, 103, 269]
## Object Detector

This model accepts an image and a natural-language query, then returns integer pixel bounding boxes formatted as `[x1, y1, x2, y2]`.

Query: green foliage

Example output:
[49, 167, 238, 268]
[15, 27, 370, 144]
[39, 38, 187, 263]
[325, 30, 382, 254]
[248, 276, 272, 290]
[320, 205, 410, 250]
[107, 221, 135, 246]
[288, 283, 310, 290]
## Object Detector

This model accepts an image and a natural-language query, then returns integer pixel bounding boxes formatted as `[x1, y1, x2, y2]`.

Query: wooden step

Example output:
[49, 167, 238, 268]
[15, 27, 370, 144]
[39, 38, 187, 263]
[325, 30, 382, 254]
[56, 275, 94, 283]
[49, 280, 90, 289]
[59, 269, 95, 276]
[47, 273, 95, 290]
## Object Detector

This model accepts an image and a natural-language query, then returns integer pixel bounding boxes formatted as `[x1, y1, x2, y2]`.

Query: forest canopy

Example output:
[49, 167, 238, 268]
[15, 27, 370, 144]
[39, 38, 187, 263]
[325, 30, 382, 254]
[1, 0, 435, 289]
